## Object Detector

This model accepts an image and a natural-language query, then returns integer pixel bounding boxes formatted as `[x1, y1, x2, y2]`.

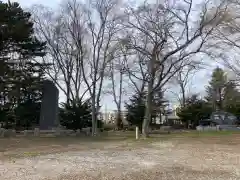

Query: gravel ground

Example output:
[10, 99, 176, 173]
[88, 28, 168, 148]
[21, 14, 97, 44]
[1, 138, 240, 180]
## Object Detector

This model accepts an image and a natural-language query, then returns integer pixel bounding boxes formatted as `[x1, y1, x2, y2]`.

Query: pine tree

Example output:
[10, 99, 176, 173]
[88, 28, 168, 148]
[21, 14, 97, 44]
[125, 89, 168, 131]
[205, 67, 227, 110]
[13, 61, 47, 129]
[177, 94, 212, 128]
[223, 81, 240, 116]
[0, 1, 47, 128]
[205, 67, 240, 112]
[59, 100, 95, 131]
[125, 91, 146, 131]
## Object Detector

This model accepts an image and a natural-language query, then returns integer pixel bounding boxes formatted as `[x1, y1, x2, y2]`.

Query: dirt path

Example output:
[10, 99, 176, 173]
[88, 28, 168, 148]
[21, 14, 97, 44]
[1, 140, 240, 180]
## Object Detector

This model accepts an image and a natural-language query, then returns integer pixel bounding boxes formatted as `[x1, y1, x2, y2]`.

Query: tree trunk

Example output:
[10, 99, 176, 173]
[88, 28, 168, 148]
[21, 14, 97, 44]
[180, 82, 186, 107]
[115, 106, 123, 130]
[142, 80, 153, 138]
[66, 81, 71, 106]
[142, 51, 155, 138]
[159, 112, 162, 125]
[95, 113, 98, 135]
[91, 97, 96, 136]
[142, 92, 153, 138]
[91, 109, 96, 136]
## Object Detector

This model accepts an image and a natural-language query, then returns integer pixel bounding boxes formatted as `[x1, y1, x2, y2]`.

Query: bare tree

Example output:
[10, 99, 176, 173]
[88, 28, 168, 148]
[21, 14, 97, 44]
[32, 0, 123, 135]
[79, 0, 124, 135]
[124, 0, 227, 137]
[107, 48, 126, 130]
[124, 51, 148, 95]
[170, 61, 204, 107]
[105, 40, 149, 130]
[31, 1, 89, 104]
[209, 0, 240, 80]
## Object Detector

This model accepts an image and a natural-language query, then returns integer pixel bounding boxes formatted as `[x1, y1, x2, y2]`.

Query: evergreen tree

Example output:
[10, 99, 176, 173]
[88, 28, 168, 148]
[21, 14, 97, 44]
[125, 91, 146, 131]
[14, 99, 41, 130]
[205, 67, 227, 110]
[0, 1, 47, 128]
[205, 67, 240, 112]
[177, 94, 212, 128]
[59, 100, 95, 131]
[125, 90, 166, 131]
[223, 81, 240, 117]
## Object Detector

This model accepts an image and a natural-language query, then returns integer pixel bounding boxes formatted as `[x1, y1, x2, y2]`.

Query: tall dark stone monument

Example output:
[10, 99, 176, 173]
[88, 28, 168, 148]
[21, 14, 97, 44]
[40, 80, 59, 130]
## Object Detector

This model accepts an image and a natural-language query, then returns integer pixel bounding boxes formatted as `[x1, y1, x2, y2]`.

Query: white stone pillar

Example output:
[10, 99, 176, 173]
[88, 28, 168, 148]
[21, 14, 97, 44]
[136, 126, 139, 140]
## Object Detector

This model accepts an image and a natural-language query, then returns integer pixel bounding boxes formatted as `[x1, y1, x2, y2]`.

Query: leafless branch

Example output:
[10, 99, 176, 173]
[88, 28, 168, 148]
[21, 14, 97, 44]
[124, 0, 228, 137]
[31, 1, 89, 104]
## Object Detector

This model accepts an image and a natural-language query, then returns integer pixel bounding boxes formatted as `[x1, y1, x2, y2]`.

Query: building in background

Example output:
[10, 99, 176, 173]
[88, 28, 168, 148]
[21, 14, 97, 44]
[100, 104, 181, 126]
[99, 110, 128, 125]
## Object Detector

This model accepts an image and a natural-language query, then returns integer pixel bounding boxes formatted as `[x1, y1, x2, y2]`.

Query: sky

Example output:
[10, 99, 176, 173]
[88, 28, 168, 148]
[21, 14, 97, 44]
[5, 0, 223, 112]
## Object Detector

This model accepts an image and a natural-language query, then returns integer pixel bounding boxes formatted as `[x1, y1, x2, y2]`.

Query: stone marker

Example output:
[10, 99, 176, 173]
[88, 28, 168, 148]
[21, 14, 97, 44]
[0, 128, 5, 137]
[34, 128, 40, 136]
[136, 126, 139, 140]
[3, 129, 15, 137]
[82, 127, 91, 136]
[39, 80, 59, 130]
[11, 129, 16, 137]
[23, 130, 28, 136]
[54, 127, 61, 136]
[76, 129, 80, 135]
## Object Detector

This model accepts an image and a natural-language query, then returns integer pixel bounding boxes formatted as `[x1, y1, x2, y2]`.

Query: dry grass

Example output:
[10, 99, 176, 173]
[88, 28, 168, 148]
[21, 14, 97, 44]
[0, 132, 136, 159]
[1, 131, 240, 180]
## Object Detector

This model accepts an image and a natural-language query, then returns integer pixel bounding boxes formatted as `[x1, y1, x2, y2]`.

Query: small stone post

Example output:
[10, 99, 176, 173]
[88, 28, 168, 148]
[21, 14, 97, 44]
[23, 130, 28, 136]
[136, 126, 139, 140]
[76, 129, 80, 136]
[0, 128, 5, 138]
[54, 127, 61, 136]
[11, 129, 16, 137]
[34, 128, 40, 136]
